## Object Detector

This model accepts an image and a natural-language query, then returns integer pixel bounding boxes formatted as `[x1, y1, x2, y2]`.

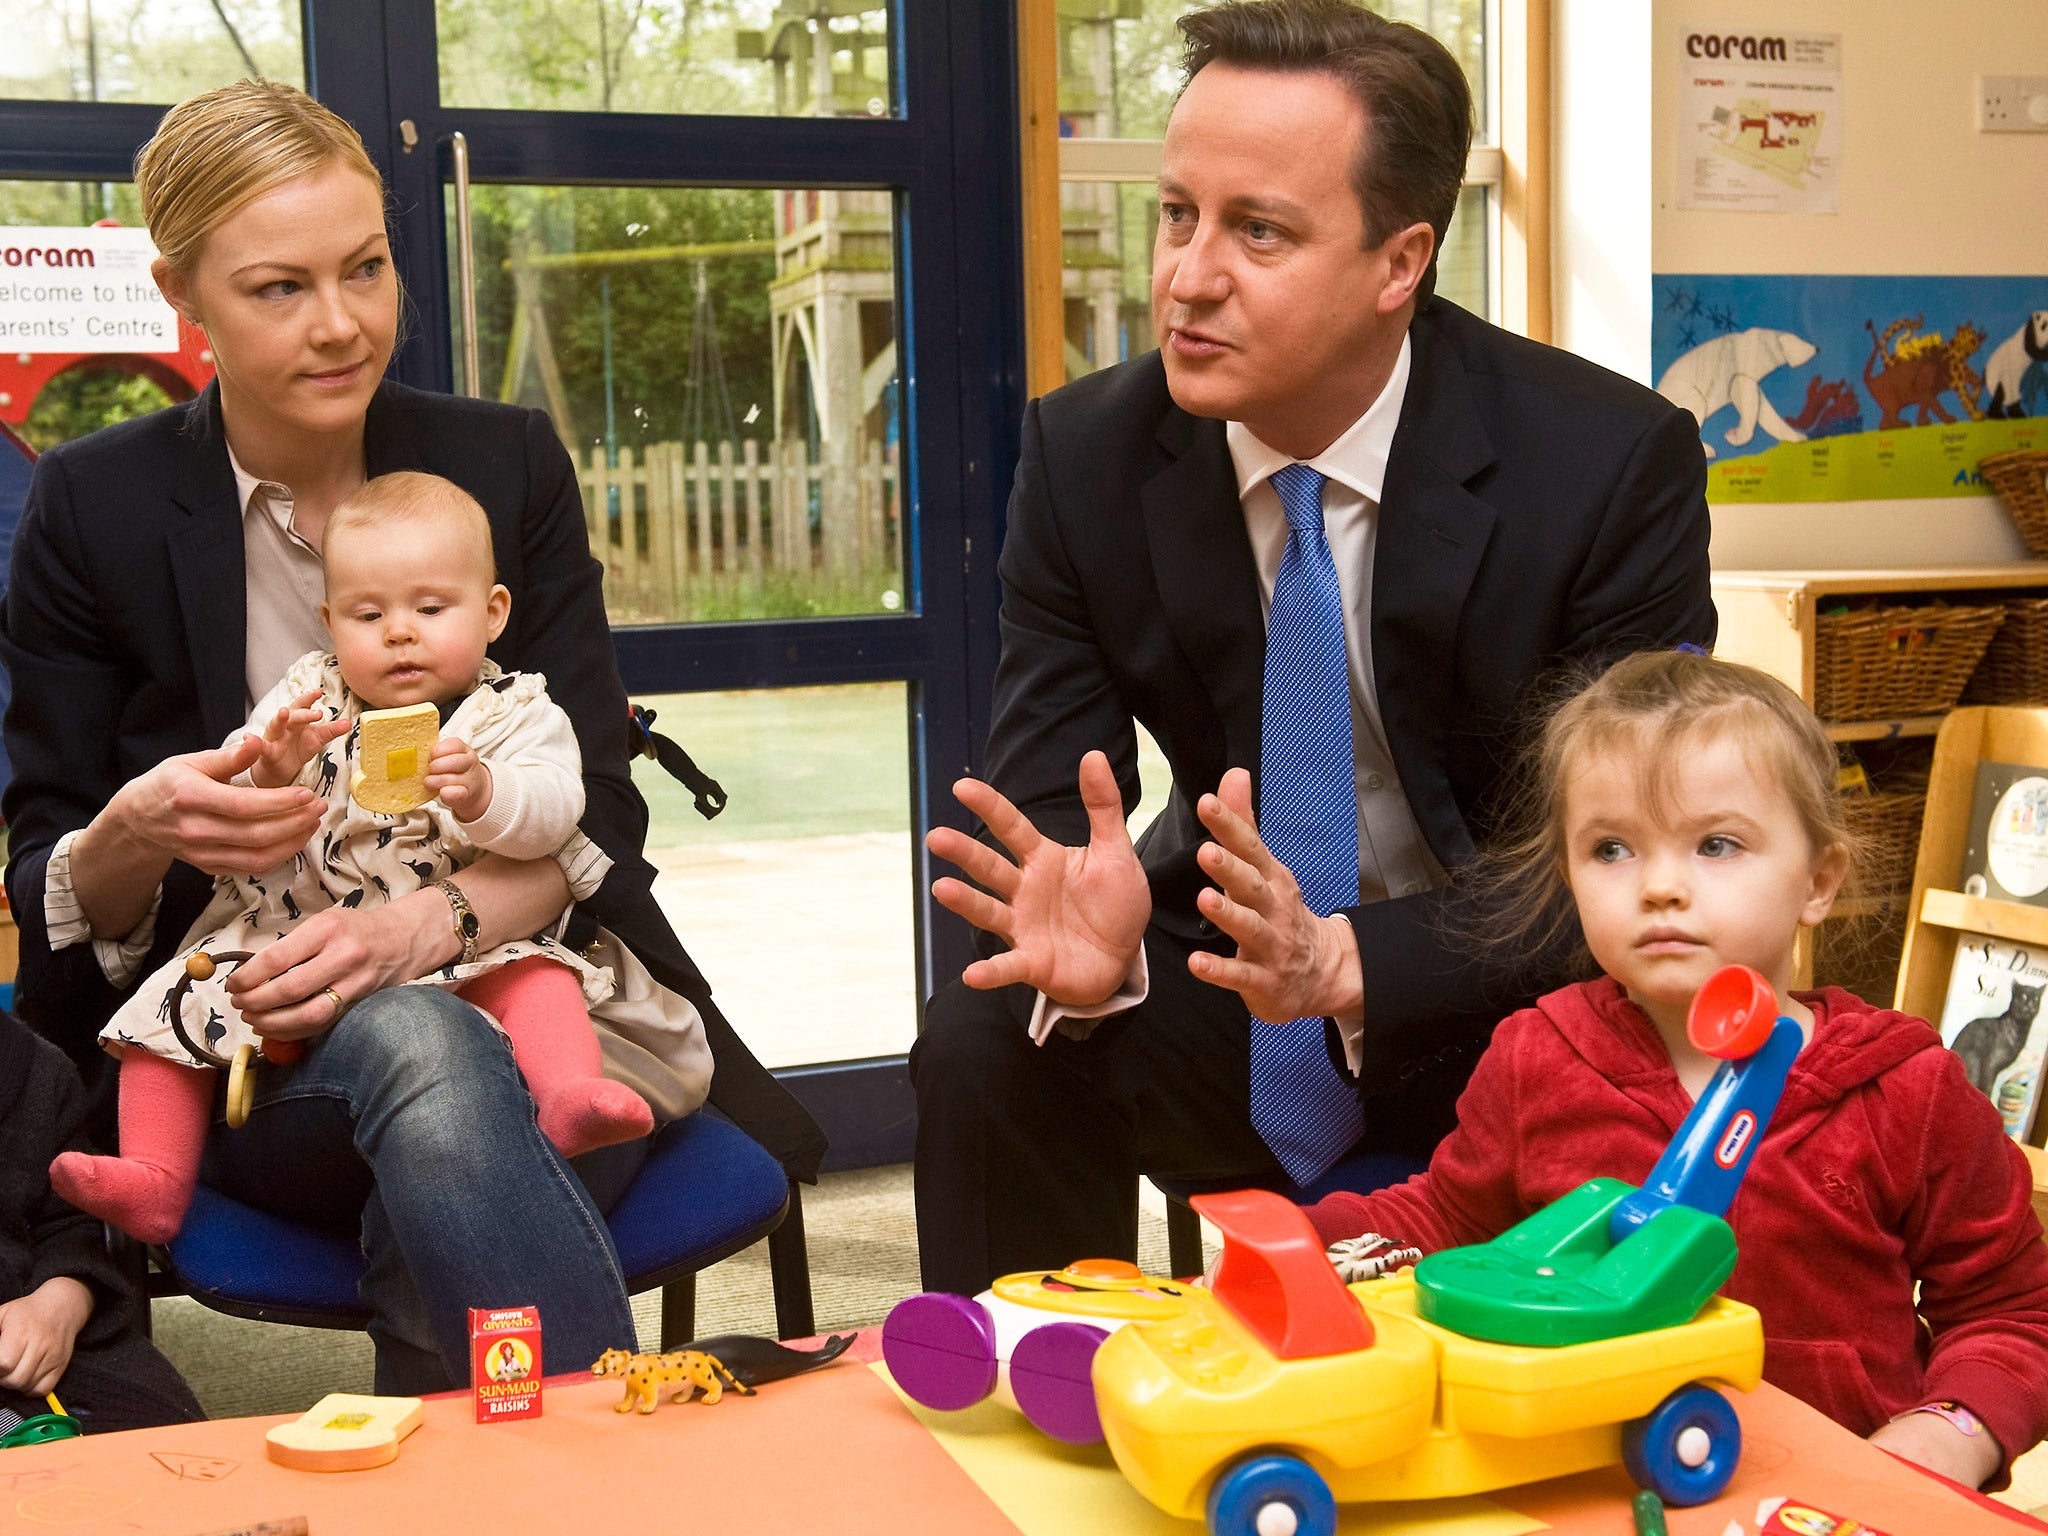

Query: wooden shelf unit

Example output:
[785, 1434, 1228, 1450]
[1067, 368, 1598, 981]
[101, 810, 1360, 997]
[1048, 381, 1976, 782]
[1895, 707, 2048, 1026]
[1714, 565, 2048, 991]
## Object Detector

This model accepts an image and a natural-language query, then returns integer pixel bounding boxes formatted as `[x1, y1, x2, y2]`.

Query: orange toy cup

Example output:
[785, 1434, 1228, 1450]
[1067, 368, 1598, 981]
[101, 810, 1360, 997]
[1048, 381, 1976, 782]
[1687, 964, 1778, 1061]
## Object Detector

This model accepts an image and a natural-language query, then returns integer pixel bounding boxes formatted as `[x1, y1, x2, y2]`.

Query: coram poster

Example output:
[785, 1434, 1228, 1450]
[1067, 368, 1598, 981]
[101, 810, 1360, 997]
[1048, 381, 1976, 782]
[1652, 274, 2048, 504]
[1671, 27, 1842, 214]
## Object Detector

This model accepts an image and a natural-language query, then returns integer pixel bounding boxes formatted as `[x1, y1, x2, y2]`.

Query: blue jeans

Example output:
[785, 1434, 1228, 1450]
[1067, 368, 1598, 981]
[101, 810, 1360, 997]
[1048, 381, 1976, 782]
[199, 986, 643, 1394]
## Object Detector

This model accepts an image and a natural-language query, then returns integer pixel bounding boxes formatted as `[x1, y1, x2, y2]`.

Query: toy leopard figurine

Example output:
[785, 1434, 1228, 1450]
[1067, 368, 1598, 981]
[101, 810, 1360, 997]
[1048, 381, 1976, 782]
[591, 1347, 753, 1414]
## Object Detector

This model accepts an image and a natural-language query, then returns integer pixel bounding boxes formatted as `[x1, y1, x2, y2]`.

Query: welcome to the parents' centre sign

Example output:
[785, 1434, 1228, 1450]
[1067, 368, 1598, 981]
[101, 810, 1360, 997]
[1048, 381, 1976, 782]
[0, 226, 178, 353]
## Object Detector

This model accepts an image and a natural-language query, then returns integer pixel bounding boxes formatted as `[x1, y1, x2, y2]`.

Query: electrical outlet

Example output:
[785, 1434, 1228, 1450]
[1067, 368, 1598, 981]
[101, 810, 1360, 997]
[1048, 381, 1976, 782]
[1980, 75, 2048, 132]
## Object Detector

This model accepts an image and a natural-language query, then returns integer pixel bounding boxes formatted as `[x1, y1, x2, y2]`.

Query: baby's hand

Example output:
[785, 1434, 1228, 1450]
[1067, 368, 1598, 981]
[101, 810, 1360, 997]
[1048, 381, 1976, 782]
[0, 1276, 93, 1396]
[248, 689, 349, 789]
[426, 737, 493, 822]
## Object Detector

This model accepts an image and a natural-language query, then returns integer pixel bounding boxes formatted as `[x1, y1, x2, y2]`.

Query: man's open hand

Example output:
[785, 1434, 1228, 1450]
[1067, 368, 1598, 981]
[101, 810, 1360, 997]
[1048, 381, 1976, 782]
[926, 750, 1150, 1008]
[1188, 766, 1363, 1022]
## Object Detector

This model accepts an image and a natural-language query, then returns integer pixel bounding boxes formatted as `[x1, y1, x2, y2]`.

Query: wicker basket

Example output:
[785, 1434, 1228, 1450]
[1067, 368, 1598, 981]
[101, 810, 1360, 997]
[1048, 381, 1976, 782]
[1813, 603, 2006, 721]
[1839, 788, 1926, 898]
[1982, 450, 2048, 558]
[1963, 596, 2048, 704]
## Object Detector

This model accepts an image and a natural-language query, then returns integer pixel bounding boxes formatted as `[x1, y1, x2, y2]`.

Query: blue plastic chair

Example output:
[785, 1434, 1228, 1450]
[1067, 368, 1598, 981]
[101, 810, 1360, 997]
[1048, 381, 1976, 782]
[156, 1111, 813, 1350]
[1154, 1150, 1428, 1279]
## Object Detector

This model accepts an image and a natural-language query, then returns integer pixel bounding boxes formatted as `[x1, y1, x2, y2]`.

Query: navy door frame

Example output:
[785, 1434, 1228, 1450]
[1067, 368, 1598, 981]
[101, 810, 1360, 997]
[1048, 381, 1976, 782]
[0, 0, 1025, 1169]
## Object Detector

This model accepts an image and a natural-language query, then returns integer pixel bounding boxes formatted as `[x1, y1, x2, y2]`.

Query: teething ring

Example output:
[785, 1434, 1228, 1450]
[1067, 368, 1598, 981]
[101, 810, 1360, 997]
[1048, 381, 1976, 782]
[226, 1043, 257, 1129]
[167, 950, 304, 1128]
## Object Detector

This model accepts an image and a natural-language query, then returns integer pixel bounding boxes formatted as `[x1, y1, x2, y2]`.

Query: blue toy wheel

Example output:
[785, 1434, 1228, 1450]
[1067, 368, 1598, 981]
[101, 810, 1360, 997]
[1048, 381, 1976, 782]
[1205, 1452, 1338, 1536]
[1623, 1383, 1742, 1507]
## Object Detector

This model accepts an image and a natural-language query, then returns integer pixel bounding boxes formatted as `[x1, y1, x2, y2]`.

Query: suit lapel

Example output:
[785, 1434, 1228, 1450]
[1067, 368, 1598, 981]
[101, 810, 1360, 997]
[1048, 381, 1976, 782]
[1373, 312, 1499, 863]
[1141, 407, 1265, 772]
[165, 386, 249, 748]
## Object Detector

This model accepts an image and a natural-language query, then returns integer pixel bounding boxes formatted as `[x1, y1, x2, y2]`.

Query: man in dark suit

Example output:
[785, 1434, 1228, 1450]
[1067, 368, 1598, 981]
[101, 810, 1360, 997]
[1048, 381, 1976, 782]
[911, 0, 1714, 1295]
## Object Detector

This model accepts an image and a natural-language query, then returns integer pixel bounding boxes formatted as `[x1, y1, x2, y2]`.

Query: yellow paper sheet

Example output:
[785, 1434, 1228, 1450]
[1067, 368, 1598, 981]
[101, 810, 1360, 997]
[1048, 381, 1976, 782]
[871, 1363, 1547, 1536]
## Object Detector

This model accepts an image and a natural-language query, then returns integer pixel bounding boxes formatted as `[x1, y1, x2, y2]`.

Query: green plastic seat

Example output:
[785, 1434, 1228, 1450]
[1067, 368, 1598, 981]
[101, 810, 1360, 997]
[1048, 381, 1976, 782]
[1413, 1178, 1737, 1347]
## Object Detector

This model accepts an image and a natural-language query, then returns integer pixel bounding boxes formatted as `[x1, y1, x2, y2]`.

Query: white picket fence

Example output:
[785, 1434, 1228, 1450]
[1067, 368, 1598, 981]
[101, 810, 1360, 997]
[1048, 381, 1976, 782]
[576, 436, 901, 621]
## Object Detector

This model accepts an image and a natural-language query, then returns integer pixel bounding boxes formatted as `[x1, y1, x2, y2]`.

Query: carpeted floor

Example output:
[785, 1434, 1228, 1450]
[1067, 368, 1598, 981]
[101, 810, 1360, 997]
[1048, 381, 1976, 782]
[148, 1165, 1199, 1422]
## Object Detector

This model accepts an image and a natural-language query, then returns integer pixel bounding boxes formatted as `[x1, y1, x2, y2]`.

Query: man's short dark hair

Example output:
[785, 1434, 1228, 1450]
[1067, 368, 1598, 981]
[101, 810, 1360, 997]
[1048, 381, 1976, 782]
[1179, 0, 1474, 307]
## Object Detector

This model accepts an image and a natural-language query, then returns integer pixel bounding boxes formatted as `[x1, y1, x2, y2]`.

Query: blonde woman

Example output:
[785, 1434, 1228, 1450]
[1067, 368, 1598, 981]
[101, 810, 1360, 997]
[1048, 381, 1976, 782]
[0, 81, 815, 1392]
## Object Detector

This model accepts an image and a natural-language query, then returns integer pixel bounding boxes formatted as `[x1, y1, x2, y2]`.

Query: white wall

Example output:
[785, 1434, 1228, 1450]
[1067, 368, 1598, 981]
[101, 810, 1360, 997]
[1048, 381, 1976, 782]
[1554, 0, 1653, 383]
[1556, 0, 2048, 568]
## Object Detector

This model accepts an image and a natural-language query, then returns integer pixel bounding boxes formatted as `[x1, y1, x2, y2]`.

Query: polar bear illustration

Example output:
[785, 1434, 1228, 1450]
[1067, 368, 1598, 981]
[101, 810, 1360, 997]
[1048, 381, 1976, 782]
[1985, 311, 2048, 418]
[1655, 327, 1819, 459]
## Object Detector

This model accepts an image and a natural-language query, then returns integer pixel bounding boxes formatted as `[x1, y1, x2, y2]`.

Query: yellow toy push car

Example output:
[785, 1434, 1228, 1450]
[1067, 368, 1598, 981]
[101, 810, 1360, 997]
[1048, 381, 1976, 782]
[882, 1258, 1199, 1443]
[1094, 963, 1797, 1536]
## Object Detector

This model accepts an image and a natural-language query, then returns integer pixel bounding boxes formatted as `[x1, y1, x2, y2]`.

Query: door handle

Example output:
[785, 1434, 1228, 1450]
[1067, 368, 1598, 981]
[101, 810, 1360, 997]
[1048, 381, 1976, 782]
[446, 131, 480, 398]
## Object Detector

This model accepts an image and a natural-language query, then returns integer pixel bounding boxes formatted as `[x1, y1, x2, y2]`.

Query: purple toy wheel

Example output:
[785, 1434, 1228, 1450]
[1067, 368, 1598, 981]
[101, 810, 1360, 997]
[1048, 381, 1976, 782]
[882, 1292, 999, 1412]
[1010, 1321, 1112, 1444]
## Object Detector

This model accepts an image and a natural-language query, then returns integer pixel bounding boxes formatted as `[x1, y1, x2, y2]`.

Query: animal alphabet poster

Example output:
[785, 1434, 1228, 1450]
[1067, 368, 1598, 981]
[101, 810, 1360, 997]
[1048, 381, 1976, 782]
[1938, 933, 2048, 1140]
[1672, 27, 1841, 212]
[1652, 274, 2048, 503]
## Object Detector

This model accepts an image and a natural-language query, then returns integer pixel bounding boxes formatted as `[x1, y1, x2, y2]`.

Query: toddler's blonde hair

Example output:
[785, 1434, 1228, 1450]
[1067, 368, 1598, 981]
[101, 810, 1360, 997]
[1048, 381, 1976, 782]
[1482, 649, 1856, 962]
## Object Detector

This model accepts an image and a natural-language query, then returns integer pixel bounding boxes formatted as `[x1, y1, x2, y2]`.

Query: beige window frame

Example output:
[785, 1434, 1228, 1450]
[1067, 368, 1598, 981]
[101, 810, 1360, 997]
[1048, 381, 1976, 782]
[1016, 0, 1552, 398]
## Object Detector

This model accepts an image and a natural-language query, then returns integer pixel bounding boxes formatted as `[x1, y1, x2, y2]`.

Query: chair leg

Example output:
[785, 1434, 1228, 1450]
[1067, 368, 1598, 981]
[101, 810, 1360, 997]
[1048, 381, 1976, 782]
[767, 1182, 815, 1341]
[103, 1226, 150, 1338]
[660, 1274, 696, 1352]
[1167, 1197, 1204, 1280]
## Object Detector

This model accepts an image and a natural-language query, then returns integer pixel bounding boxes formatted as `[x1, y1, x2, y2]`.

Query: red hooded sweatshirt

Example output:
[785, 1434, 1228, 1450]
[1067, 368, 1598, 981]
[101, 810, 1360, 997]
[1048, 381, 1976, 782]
[1306, 977, 2048, 1481]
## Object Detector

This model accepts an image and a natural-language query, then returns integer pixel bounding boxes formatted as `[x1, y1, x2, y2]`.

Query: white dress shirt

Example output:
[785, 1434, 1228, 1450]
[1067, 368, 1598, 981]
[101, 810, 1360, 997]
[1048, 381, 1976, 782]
[1030, 334, 1447, 1067]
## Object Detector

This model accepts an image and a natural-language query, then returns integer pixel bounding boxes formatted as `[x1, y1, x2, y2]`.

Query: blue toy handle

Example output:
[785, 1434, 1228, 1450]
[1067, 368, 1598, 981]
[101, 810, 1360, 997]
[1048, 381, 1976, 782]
[1609, 1015, 1802, 1242]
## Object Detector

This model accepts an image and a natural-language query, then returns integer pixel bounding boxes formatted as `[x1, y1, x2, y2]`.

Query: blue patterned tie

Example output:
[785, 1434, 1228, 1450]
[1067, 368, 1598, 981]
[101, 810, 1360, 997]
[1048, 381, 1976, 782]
[1251, 463, 1365, 1185]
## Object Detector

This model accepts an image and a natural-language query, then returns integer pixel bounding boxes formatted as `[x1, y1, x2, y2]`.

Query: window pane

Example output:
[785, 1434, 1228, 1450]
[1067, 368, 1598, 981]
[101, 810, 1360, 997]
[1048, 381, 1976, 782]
[0, 2, 303, 102]
[1435, 183, 1489, 319]
[0, 180, 203, 452]
[630, 684, 914, 1068]
[1056, 0, 1487, 142]
[450, 183, 904, 626]
[436, 0, 892, 117]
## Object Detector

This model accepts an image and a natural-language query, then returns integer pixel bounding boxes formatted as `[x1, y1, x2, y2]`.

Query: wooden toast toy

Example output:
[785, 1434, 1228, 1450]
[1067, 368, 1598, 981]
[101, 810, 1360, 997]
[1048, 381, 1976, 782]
[351, 703, 439, 813]
[265, 1393, 423, 1472]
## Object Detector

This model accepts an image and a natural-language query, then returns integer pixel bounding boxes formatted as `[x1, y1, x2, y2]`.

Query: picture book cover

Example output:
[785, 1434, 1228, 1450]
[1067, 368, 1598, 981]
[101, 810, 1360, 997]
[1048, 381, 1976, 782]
[1960, 762, 2048, 909]
[1938, 932, 2048, 1140]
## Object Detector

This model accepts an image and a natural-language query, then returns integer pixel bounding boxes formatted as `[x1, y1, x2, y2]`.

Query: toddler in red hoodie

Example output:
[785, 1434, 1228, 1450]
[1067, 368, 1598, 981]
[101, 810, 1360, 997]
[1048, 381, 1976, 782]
[1305, 649, 2048, 1489]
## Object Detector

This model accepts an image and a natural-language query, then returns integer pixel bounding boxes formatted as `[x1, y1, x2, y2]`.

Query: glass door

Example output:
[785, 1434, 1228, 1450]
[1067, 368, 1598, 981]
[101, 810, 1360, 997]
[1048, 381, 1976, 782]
[0, 0, 1026, 1166]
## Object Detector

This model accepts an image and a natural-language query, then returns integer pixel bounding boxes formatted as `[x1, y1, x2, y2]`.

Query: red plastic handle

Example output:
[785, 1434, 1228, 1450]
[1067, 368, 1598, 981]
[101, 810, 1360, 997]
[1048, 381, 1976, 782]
[1687, 964, 1778, 1060]
[1192, 1189, 1372, 1360]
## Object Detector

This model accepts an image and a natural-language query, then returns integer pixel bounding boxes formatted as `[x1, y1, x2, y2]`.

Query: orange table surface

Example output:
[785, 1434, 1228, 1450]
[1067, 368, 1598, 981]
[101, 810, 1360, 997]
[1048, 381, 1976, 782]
[0, 1359, 2041, 1536]
[0, 1365, 1018, 1536]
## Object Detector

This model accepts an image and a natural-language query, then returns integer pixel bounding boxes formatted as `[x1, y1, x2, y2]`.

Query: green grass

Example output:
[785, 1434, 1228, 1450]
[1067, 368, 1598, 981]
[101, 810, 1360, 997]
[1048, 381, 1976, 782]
[630, 684, 912, 845]
[627, 684, 1175, 850]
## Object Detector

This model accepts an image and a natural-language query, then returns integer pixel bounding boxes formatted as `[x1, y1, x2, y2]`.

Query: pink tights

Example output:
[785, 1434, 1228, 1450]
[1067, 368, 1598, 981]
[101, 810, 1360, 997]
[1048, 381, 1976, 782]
[51, 957, 651, 1244]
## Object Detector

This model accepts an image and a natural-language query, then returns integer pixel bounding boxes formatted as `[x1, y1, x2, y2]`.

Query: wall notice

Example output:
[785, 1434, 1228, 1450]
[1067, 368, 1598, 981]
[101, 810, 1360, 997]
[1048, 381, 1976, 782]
[0, 227, 177, 353]
[1674, 27, 1842, 213]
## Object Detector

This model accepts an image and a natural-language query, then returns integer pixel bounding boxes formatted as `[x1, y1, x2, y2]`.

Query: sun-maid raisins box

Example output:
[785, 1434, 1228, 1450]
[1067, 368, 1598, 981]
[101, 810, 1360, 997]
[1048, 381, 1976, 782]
[470, 1306, 542, 1423]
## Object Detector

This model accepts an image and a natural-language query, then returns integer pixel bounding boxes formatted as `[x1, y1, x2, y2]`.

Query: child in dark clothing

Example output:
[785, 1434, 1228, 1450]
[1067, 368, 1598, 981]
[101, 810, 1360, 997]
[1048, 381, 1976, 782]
[1304, 651, 2048, 1489]
[0, 1009, 203, 1432]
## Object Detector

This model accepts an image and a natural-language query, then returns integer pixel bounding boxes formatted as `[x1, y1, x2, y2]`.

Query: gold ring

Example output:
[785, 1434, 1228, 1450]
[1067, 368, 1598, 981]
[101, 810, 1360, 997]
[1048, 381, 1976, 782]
[323, 986, 346, 1017]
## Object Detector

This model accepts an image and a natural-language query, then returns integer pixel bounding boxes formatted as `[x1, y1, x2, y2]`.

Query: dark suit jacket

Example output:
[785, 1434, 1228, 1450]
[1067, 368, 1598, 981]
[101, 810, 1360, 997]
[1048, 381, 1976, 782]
[0, 381, 824, 1180]
[983, 300, 1717, 1087]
